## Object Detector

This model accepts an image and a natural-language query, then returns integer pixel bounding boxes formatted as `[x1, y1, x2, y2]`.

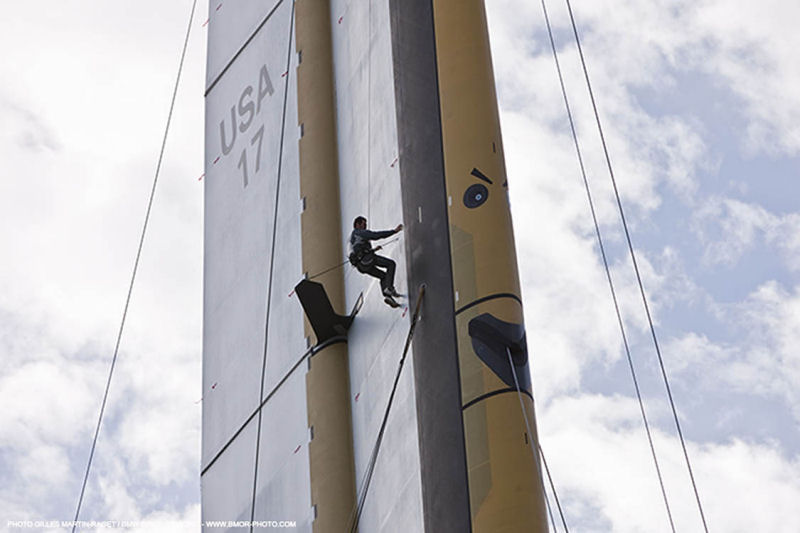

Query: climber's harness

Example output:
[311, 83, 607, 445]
[348, 243, 376, 273]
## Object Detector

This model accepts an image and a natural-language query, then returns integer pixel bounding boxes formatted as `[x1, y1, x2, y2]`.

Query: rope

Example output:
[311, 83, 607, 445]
[201, 333, 352, 478]
[561, 1, 709, 529]
[538, 441, 568, 533]
[307, 259, 349, 281]
[250, 2, 296, 530]
[507, 349, 569, 532]
[544, 488, 559, 533]
[366, 0, 372, 222]
[71, 1, 197, 529]
[347, 285, 426, 533]
[294, 236, 401, 289]
[537, 0, 677, 528]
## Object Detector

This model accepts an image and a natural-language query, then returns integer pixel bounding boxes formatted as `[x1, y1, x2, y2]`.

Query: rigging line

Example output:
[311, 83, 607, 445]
[201, 343, 316, 478]
[507, 349, 569, 532]
[344, 307, 407, 532]
[538, 441, 568, 533]
[537, 0, 676, 528]
[544, 486, 559, 533]
[347, 286, 424, 533]
[366, 0, 372, 223]
[204, 0, 284, 96]
[562, 1, 709, 530]
[71, 0, 198, 529]
[201, 335, 347, 478]
[250, 2, 296, 530]
[347, 285, 426, 533]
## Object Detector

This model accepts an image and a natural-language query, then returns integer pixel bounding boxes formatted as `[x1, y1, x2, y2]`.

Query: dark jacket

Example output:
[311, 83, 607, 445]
[349, 228, 395, 256]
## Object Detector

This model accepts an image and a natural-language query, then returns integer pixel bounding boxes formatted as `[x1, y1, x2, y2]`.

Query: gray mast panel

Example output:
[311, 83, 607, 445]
[387, 0, 473, 530]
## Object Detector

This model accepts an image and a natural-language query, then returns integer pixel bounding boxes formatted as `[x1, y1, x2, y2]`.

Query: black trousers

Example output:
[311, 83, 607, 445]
[359, 254, 396, 293]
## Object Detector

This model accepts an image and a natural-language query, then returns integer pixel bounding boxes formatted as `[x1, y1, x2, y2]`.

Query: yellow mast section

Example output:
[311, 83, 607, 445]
[433, 1, 549, 530]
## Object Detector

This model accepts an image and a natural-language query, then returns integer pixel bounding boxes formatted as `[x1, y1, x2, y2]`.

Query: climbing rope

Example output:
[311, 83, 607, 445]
[313, 237, 399, 281]
[561, 0, 709, 529]
[347, 285, 425, 533]
[307, 259, 349, 281]
[286, 236, 401, 296]
[71, 1, 198, 529]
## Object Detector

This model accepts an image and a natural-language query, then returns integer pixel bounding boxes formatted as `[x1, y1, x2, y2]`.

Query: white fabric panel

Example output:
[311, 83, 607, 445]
[253, 369, 312, 532]
[203, 0, 309, 527]
[330, 0, 425, 530]
[205, 0, 284, 89]
[203, 0, 299, 470]
[201, 416, 257, 526]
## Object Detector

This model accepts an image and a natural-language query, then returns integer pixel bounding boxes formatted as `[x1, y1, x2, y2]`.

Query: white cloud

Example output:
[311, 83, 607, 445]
[737, 282, 800, 409]
[17, 445, 71, 498]
[540, 394, 800, 533]
[663, 331, 734, 376]
[506, 122, 627, 396]
[0, 98, 61, 152]
[113, 360, 201, 486]
[694, 197, 800, 270]
[0, 0, 206, 524]
[0, 357, 101, 450]
[665, 281, 800, 422]
[560, 0, 800, 156]
[691, 1, 800, 155]
[0, 313, 200, 523]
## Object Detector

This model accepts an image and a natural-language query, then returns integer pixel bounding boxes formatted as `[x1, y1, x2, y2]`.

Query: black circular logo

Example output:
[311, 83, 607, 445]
[463, 183, 489, 208]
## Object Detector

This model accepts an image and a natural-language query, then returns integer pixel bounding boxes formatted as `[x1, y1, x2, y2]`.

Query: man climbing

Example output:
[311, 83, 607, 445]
[349, 216, 403, 307]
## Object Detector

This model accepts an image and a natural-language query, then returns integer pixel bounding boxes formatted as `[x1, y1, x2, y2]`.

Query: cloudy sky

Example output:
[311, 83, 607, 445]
[1, 0, 798, 532]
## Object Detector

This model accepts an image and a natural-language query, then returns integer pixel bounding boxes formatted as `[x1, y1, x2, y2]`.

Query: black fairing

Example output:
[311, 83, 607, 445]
[468, 312, 531, 392]
[294, 279, 354, 345]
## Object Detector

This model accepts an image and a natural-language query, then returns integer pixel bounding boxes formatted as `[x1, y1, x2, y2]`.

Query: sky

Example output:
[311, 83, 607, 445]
[1, 0, 798, 532]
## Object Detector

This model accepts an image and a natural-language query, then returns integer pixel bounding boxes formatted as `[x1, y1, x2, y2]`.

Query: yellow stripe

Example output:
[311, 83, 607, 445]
[296, 1, 357, 530]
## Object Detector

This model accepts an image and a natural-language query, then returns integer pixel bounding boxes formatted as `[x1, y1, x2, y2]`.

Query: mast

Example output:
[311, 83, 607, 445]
[202, 1, 548, 530]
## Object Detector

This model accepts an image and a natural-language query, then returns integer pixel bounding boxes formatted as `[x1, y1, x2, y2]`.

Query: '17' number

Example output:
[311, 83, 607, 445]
[237, 125, 265, 188]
